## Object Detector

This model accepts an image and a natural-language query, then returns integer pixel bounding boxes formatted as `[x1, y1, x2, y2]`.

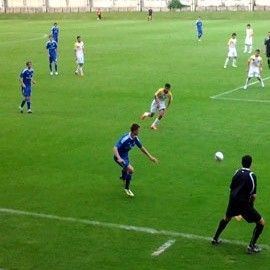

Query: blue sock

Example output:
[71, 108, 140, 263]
[125, 174, 132, 189]
[49, 63, 52, 71]
[27, 101, 31, 110]
[121, 169, 127, 180]
[55, 63, 58, 72]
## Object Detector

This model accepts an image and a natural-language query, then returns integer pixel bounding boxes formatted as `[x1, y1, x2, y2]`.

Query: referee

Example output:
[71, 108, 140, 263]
[212, 155, 265, 254]
[264, 32, 270, 69]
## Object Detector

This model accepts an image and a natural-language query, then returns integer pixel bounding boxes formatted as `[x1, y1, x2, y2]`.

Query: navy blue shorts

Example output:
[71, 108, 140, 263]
[113, 156, 129, 169]
[22, 86, 31, 97]
[49, 55, 57, 63]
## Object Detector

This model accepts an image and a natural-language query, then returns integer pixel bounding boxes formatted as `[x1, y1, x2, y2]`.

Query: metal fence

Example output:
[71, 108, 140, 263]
[0, 0, 269, 13]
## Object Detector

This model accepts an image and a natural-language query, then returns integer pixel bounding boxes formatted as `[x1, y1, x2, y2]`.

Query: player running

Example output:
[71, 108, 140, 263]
[148, 8, 153, 21]
[74, 36, 85, 76]
[244, 24, 253, 54]
[46, 35, 58, 75]
[243, 49, 264, 90]
[51, 22, 59, 43]
[19, 61, 35, 113]
[224, 33, 238, 68]
[141, 83, 173, 130]
[113, 124, 158, 197]
[195, 17, 203, 41]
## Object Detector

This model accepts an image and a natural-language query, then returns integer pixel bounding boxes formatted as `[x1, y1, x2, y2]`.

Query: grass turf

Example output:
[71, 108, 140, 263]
[1, 11, 270, 269]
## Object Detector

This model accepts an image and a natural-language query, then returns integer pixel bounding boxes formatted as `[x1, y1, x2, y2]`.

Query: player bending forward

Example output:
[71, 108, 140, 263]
[74, 36, 85, 76]
[224, 33, 237, 68]
[244, 49, 264, 90]
[141, 83, 173, 130]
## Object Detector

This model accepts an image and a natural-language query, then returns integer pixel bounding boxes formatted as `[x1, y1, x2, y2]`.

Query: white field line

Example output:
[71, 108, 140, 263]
[0, 34, 47, 45]
[152, 239, 176, 257]
[0, 208, 269, 251]
[210, 76, 270, 99]
[211, 97, 270, 103]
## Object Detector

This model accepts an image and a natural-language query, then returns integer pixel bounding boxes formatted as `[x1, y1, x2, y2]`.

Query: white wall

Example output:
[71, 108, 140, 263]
[256, 0, 270, 5]
[144, 0, 167, 8]
[68, 0, 88, 7]
[92, 0, 113, 8]
[197, 0, 223, 7]
[7, 0, 24, 7]
[26, 0, 44, 7]
[48, 0, 66, 7]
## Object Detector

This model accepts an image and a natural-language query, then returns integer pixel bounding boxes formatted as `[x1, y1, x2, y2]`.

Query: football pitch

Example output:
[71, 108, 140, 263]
[1, 11, 270, 270]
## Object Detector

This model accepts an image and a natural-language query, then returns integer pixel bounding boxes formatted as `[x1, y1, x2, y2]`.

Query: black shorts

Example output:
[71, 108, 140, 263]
[226, 200, 262, 223]
[266, 50, 270, 58]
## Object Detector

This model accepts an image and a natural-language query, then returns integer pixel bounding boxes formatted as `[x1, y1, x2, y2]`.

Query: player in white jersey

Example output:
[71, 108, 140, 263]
[243, 49, 264, 90]
[244, 24, 253, 54]
[224, 33, 237, 68]
[74, 36, 85, 76]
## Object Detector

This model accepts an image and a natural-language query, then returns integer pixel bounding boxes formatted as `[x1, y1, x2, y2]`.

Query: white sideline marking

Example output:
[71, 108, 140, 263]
[152, 239, 176, 257]
[0, 208, 269, 251]
[210, 76, 270, 99]
[0, 34, 47, 45]
[211, 97, 270, 104]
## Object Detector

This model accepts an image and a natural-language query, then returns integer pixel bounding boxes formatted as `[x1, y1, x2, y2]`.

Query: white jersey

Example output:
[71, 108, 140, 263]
[248, 54, 262, 77]
[227, 38, 237, 57]
[74, 41, 84, 57]
[228, 38, 237, 49]
[245, 28, 253, 45]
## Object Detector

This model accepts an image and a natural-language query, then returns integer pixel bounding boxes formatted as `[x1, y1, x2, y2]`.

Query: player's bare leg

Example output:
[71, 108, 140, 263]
[151, 110, 165, 130]
[141, 112, 154, 120]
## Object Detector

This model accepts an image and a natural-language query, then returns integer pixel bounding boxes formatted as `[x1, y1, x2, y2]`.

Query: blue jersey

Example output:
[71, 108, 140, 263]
[115, 133, 142, 158]
[46, 40, 57, 57]
[20, 68, 34, 87]
[196, 20, 203, 32]
[51, 26, 59, 40]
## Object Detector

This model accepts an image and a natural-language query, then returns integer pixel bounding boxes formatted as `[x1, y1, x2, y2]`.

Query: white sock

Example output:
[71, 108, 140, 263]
[248, 45, 252, 53]
[232, 59, 237, 66]
[224, 58, 229, 67]
[245, 78, 249, 86]
[244, 45, 247, 53]
[143, 112, 151, 117]
[152, 118, 160, 126]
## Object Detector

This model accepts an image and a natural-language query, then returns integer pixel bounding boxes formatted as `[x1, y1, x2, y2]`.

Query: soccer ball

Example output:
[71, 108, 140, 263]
[215, 151, 224, 161]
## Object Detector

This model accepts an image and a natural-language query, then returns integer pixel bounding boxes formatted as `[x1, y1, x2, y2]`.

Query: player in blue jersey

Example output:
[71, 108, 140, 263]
[113, 123, 158, 197]
[196, 17, 203, 41]
[51, 22, 59, 43]
[19, 61, 35, 113]
[46, 35, 58, 75]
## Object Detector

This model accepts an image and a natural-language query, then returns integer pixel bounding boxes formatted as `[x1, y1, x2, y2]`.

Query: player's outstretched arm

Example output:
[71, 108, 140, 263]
[140, 146, 158, 163]
[19, 78, 25, 88]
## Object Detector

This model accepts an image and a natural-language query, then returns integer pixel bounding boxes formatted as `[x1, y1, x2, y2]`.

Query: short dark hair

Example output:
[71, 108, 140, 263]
[255, 49, 260, 53]
[130, 123, 140, 132]
[26, 61, 32, 66]
[77, 35, 81, 39]
[232, 33, 237, 36]
[165, 83, 171, 89]
[247, 24, 251, 27]
[242, 155, 252, 168]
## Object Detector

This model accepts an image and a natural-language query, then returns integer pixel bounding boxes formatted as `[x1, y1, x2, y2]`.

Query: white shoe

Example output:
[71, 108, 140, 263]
[50, 72, 53, 75]
[27, 109, 32, 113]
[224, 65, 227, 69]
[243, 85, 247, 90]
[232, 65, 237, 68]
[124, 189, 134, 197]
[55, 72, 58, 75]
[262, 84, 265, 88]
[150, 125, 158, 130]
[19, 106, 23, 113]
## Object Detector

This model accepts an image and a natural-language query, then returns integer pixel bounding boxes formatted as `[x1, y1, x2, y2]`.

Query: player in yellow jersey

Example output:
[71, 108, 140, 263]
[141, 83, 172, 130]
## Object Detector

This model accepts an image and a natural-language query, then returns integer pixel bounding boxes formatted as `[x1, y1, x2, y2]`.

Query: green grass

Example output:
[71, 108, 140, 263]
[1, 12, 270, 269]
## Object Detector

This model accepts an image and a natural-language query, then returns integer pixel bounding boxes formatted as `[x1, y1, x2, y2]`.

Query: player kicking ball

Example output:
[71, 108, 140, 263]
[243, 49, 264, 90]
[141, 83, 173, 130]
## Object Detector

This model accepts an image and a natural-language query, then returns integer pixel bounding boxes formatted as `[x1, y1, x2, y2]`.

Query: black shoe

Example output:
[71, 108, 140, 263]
[247, 244, 262, 254]
[211, 238, 222, 245]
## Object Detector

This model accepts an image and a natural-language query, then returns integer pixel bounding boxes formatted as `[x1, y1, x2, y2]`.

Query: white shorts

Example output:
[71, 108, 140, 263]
[76, 54, 84, 64]
[245, 37, 253, 46]
[228, 48, 237, 58]
[150, 100, 166, 113]
[248, 67, 260, 78]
